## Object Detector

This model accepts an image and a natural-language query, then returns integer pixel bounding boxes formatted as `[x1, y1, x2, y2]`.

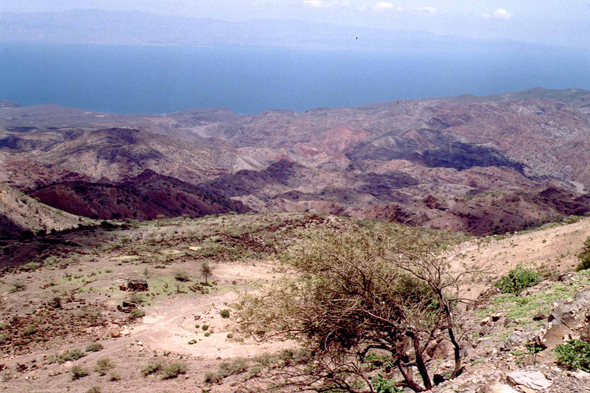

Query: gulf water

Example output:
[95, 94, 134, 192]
[0, 43, 589, 114]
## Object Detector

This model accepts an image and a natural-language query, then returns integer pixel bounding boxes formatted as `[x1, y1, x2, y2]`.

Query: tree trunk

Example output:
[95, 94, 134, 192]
[448, 327, 463, 378]
[397, 361, 425, 392]
[407, 331, 432, 390]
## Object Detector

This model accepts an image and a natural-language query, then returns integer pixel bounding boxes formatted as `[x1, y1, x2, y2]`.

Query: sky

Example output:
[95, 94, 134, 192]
[1, 0, 589, 49]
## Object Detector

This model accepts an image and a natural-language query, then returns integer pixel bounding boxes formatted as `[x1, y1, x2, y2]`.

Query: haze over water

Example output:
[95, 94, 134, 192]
[1, 43, 589, 115]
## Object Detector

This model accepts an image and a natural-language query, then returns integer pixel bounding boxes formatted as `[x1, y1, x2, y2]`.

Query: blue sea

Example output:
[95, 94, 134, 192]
[0, 43, 589, 115]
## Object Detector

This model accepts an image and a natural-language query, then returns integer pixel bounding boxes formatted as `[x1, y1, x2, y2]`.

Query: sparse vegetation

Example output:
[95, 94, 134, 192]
[86, 342, 104, 352]
[109, 371, 122, 381]
[9, 281, 26, 293]
[577, 236, 590, 271]
[142, 360, 187, 379]
[87, 387, 101, 393]
[200, 262, 213, 284]
[95, 357, 116, 375]
[142, 360, 163, 376]
[161, 362, 188, 379]
[19, 262, 40, 272]
[236, 223, 471, 392]
[372, 374, 404, 393]
[174, 270, 191, 282]
[554, 339, 590, 372]
[4, 211, 590, 392]
[495, 265, 541, 294]
[127, 292, 146, 304]
[50, 348, 87, 364]
[130, 308, 146, 319]
[71, 365, 89, 380]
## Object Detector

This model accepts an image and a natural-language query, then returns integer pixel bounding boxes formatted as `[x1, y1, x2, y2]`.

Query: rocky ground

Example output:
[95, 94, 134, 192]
[1, 213, 590, 392]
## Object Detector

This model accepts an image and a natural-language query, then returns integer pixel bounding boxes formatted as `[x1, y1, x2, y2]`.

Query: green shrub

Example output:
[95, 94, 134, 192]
[142, 360, 187, 379]
[220, 309, 230, 319]
[71, 365, 89, 380]
[554, 339, 590, 371]
[127, 292, 146, 304]
[365, 353, 394, 372]
[174, 271, 191, 282]
[108, 371, 121, 381]
[161, 362, 188, 379]
[19, 262, 40, 272]
[495, 265, 541, 294]
[51, 349, 86, 364]
[204, 371, 221, 383]
[9, 281, 26, 293]
[577, 236, 590, 271]
[86, 342, 104, 352]
[86, 387, 101, 393]
[217, 358, 250, 378]
[202, 324, 209, 331]
[372, 374, 403, 393]
[130, 308, 146, 319]
[142, 361, 163, 376]
[577, 258, 590, 272]
[95, 357, 116, 375]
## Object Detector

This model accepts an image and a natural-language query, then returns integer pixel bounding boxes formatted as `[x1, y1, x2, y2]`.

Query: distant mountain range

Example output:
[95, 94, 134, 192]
[3, 87, 590, 235]
[0, 9, 536, 50]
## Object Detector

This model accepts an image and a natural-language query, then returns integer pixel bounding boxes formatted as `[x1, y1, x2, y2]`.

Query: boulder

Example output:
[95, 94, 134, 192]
[507, 370, 552, 391]
[542, 287, 590, 349]
[127, 279, 148, 292]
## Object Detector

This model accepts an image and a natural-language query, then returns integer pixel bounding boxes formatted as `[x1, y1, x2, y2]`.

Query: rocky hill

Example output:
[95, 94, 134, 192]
[29, 169, 251, 220]
[0, 183, 94, 238]
[2, 87, 590, 233]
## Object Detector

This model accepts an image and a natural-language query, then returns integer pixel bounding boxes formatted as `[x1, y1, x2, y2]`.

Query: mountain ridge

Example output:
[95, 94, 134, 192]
[0, 9, 548, 50]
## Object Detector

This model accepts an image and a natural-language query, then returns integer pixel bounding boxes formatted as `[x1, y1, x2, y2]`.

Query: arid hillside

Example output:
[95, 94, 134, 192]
[2, 213, 590, 392]
[0, 183, 95, 238]
[2, 87, 590, 233]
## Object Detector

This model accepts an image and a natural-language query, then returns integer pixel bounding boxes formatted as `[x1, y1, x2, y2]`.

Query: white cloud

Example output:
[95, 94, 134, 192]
[371, 3, 435, 13]
[303, 0, 350, 8]
[483, 8, 514, 19]
[418, 7, 437, 15]
[372, 2, 395, 10]
[303, 0, 324, 8]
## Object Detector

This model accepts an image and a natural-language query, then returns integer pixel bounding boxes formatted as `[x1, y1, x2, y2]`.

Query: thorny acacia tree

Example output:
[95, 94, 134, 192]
[237, 222, 476, 392]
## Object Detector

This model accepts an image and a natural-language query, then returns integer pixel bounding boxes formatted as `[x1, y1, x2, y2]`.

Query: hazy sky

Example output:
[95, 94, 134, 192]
[1, 0, 589, 48]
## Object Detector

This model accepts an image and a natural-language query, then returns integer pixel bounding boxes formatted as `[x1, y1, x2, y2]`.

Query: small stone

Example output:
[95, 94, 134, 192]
[532, 312, 547, 321]
[491, 313, 503, 322]
[573, 370, 590, 381]
[488, 383, 519, 393]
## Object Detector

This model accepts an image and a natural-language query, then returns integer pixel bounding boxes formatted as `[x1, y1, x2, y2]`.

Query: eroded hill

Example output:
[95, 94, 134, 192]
[2, 88, 590, 233]
[0, 183, 95, 239]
